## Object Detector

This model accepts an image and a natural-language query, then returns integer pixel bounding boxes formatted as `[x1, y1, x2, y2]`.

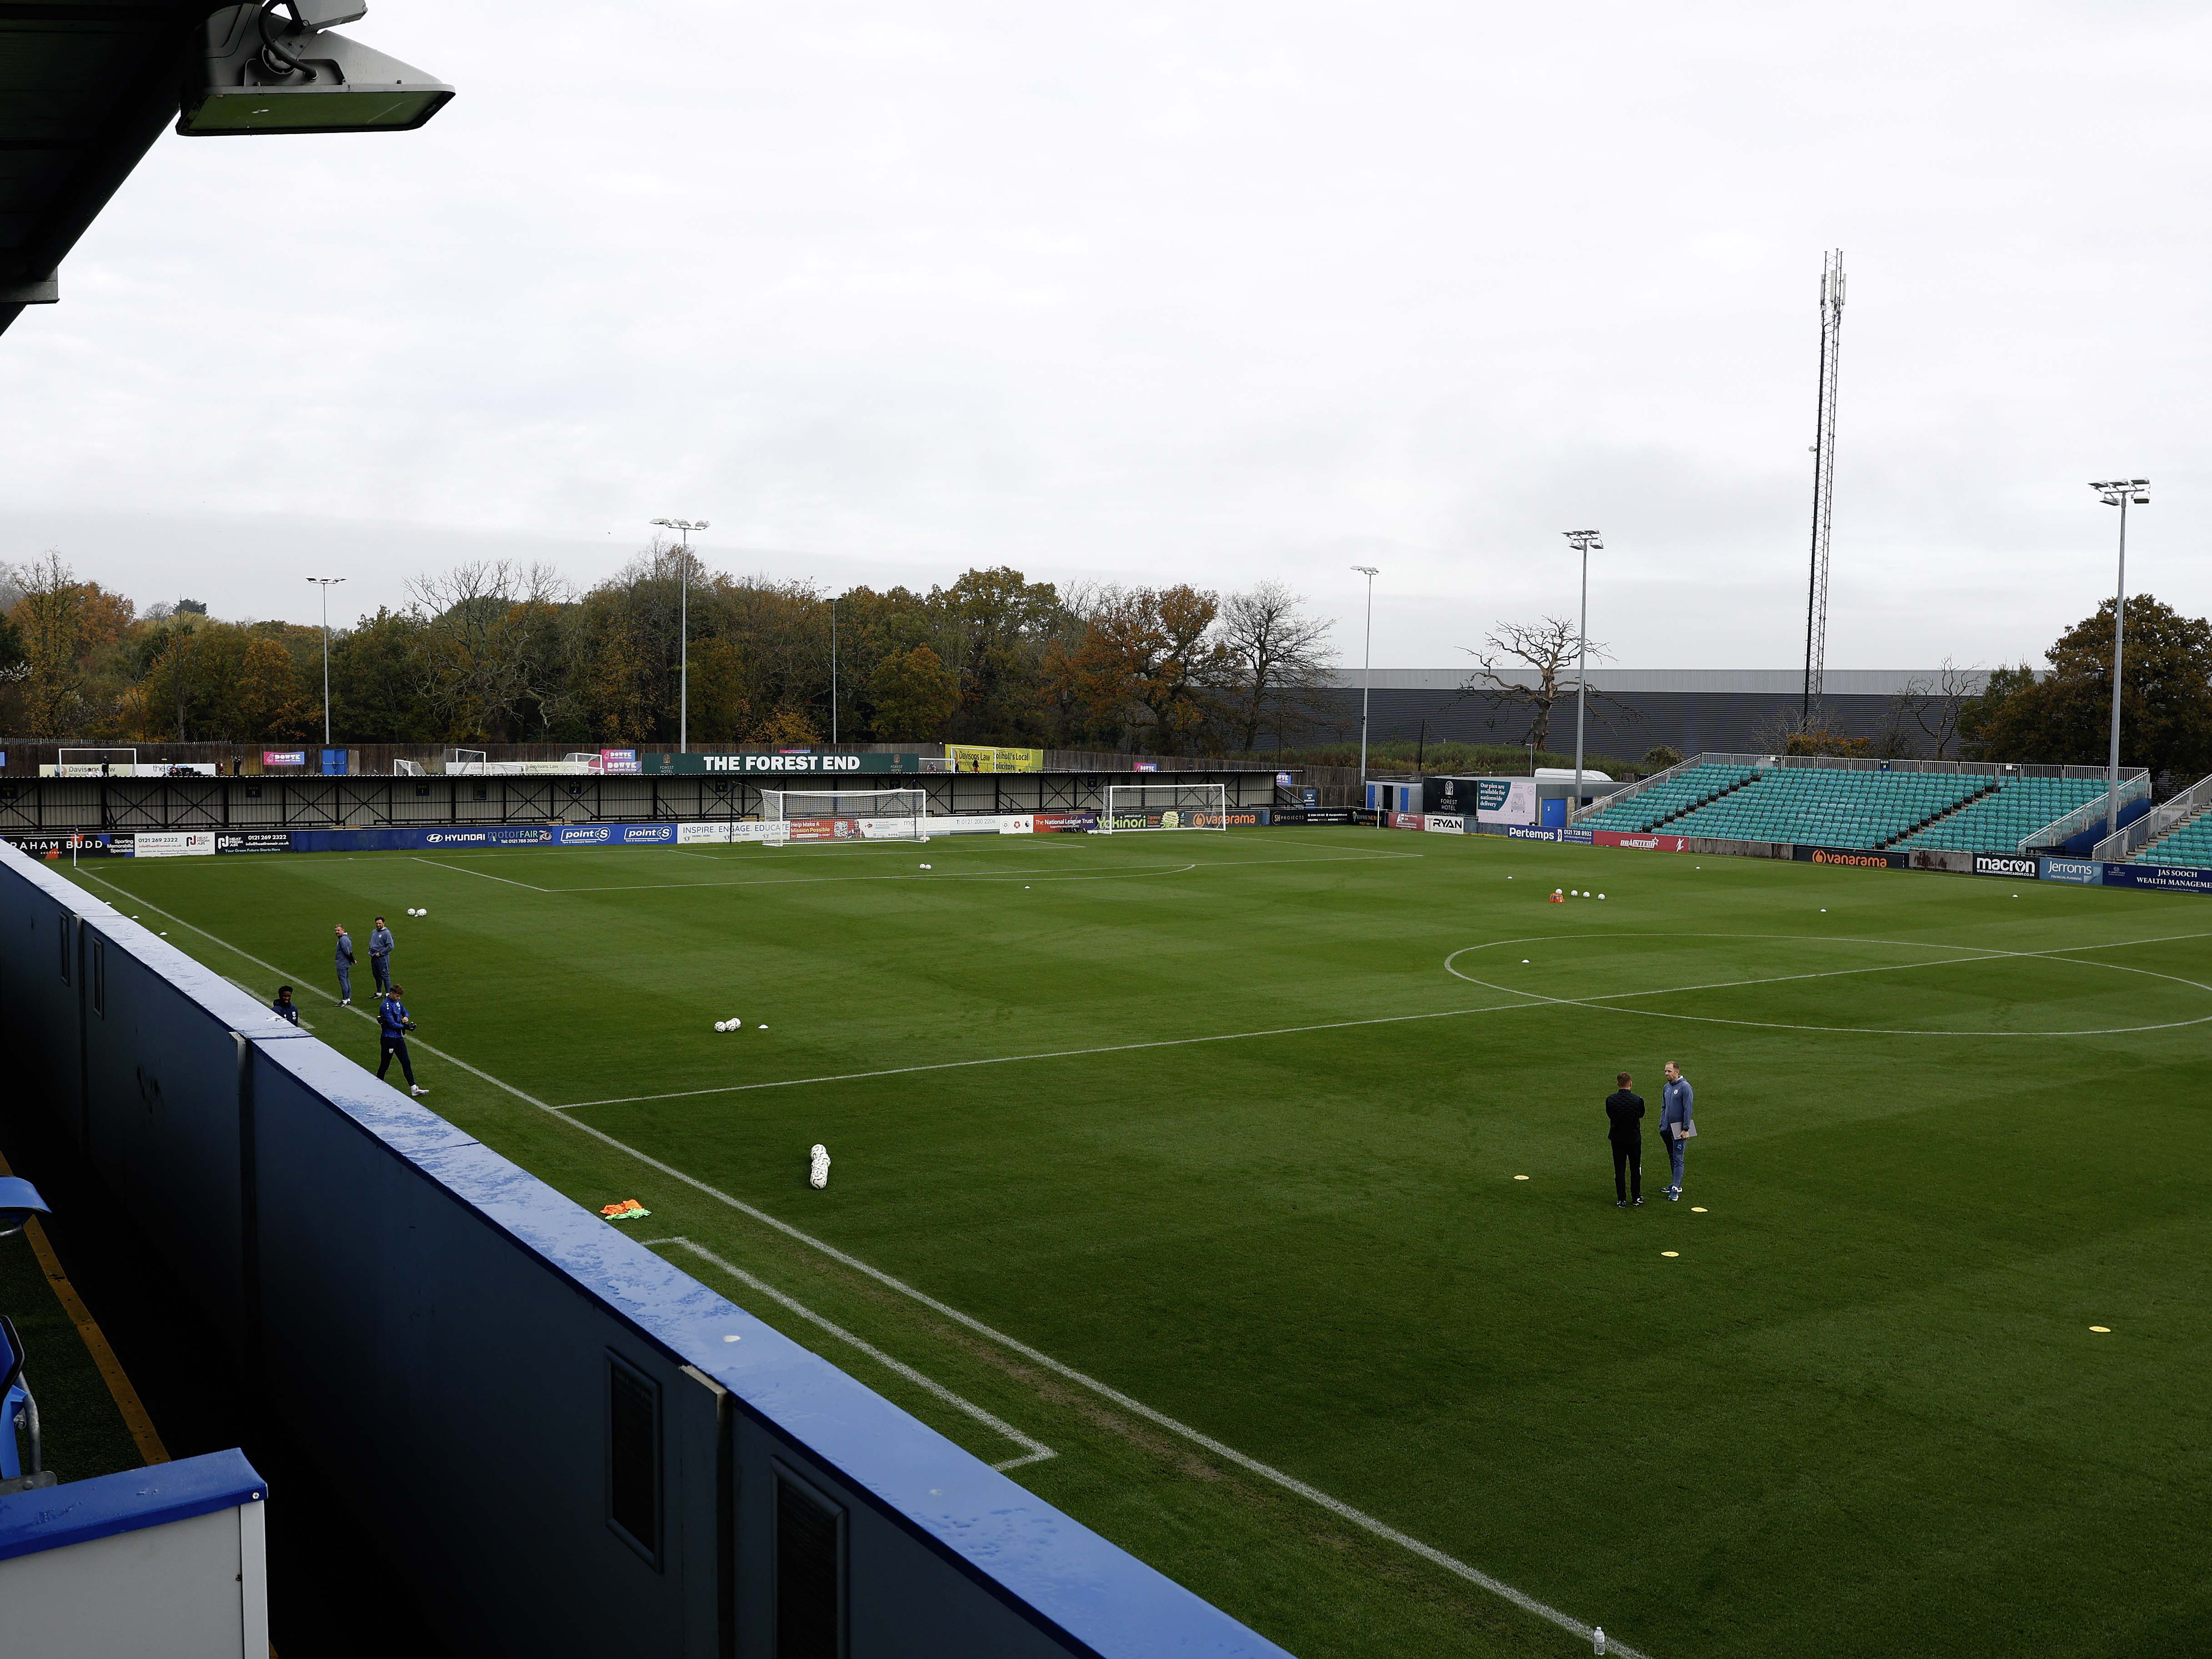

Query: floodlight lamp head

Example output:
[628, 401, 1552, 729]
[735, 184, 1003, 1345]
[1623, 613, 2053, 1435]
[178, 4, 453, 136]
[0, 1176, 50, 1239]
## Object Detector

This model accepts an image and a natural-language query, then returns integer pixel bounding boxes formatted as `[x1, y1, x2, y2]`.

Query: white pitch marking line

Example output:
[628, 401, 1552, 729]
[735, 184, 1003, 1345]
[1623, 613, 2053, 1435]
[411, 856, 553, 892]
[642, 1236, 1055, 1472]
[66, 868, 1640, 1657]
[536, 849, 1419, 895]
[555, 996, 1546, 1111]
[1444, 930, 2212, 1037]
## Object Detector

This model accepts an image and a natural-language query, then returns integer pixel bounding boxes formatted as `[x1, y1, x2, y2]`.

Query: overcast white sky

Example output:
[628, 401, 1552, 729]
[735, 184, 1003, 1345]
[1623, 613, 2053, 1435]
[4, 1, 2209, 668]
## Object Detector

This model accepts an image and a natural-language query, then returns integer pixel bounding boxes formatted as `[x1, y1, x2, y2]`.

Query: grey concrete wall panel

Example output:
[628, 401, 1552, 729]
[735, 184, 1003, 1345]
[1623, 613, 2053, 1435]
[0, 842, 1292, 1659]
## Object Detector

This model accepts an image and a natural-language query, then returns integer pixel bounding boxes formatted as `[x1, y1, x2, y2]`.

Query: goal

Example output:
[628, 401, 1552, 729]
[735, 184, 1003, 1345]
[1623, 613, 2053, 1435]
[55, 747, 139, 778]
[443, 748, 489, 775]
[760, 788, 928, 845]
[395, 759, 427, 777]
[1101, 783, 1229, 833]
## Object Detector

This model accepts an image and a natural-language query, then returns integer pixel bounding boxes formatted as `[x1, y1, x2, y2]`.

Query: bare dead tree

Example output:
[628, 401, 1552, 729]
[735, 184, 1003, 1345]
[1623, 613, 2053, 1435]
[1890, 657, 1977, 759]
[1216, 579, 1337, 750]
[1459, 615, 1639, 751]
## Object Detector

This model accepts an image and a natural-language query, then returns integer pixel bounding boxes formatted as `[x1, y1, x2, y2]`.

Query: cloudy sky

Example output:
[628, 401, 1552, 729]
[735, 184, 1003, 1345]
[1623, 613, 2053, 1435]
[3, 1, 2208, 669]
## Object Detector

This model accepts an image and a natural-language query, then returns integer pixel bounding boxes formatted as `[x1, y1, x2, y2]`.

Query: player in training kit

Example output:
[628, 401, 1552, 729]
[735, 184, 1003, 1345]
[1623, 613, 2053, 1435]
[369, 916, 395, 993]
[377, 984, 427, 1097]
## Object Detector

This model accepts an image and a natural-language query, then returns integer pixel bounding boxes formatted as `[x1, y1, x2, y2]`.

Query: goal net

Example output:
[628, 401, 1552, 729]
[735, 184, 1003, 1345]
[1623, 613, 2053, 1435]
[443, 748, 489, 775]
[395, 759, 427, 777]
[760, 788, 928, 844]
[54, 747, 139, 778]
[1101, 783, 1230, 833]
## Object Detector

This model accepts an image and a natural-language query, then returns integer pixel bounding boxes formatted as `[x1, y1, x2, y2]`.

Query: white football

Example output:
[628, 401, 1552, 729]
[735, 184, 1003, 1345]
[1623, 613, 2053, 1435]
[757, 1024, 767, 1030]
[1598, 893, 1606, 899]
[920, 863, 931, 869]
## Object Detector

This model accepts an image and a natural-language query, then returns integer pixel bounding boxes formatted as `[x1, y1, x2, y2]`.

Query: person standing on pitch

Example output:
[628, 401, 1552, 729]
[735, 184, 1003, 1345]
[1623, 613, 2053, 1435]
[271, 985, 300, 1027]
[368, 915, 395, 993]
[1660, 1060, 1695, 1200]
[333, 923, 355, 1006]
[376, 983, 427, 1097]
[1606, 1072, 1645, 1207]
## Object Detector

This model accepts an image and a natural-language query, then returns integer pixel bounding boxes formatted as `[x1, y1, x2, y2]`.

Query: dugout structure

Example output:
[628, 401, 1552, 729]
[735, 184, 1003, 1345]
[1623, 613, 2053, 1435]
[1101, 783, 1229, 833]
[762, 787, 928, 844]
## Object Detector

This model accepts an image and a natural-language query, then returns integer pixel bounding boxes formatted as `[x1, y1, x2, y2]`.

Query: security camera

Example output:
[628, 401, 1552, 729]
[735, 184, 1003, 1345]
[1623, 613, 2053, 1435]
[178, 3, 453, 136]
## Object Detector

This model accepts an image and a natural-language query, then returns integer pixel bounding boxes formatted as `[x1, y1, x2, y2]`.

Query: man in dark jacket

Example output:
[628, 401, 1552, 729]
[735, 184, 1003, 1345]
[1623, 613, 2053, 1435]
[376, 984, 427, 1097]
[333, 923, 354, 1006]
[272, 985, 300, 1027]
[1606, 1072, 1645, 1207]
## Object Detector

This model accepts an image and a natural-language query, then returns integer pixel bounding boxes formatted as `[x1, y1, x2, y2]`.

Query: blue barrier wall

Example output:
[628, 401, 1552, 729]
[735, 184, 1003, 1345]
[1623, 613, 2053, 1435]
[0, 842, 1292, 1658]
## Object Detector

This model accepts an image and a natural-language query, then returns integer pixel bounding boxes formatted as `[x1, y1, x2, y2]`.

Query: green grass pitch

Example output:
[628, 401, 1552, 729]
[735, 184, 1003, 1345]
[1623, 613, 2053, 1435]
[59, 828, 2212, 1658]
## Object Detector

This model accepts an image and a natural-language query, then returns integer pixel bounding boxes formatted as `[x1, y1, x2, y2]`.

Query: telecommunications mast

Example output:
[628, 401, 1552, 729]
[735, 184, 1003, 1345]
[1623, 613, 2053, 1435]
[1801, 250, 1845, 727]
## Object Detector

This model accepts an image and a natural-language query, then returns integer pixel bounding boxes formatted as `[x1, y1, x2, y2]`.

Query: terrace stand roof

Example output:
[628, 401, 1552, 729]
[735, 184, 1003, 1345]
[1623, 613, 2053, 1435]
[0, 1, 209, 338]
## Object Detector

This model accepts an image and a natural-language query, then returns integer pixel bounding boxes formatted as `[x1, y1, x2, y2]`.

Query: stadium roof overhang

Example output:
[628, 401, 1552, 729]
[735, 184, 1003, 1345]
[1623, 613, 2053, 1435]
[1, 2, 451, 340]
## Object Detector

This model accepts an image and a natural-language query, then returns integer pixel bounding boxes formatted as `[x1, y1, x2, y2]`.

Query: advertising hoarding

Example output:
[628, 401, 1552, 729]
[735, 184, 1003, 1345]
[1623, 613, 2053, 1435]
[1475, 778, 1537, 826]
[1793, 846, 1910, 870]
[1596, 830, 1689, 853]
[1424, 814, 1465, 834]
[2103, 861, 2212, 895]
[216, 831, 292, 854]
[2038, 857, 2103, 885]
[946, 744, 1044, 774]
[135, 831, 217, 858]
[261, 750, 307, 768]
[1973, 853, 2039, 880]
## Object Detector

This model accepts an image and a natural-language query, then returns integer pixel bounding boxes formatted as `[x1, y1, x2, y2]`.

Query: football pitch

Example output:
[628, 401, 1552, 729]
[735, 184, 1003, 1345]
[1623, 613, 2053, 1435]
[60, 828, 2212, 1659]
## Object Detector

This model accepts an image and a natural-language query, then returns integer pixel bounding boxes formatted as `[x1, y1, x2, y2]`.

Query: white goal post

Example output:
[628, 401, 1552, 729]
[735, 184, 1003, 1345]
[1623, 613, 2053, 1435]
[443, 748, 490, 775]
[760, 788, 929, 845]
[1101, 783, 1230, 833]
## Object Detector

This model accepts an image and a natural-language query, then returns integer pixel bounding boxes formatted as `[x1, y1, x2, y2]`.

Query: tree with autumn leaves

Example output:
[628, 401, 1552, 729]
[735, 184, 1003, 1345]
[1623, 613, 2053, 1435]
[0, 547, 1340, 754]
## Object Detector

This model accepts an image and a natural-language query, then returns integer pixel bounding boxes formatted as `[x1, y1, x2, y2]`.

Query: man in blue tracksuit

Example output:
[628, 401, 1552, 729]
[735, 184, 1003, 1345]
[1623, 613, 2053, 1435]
[377, 985, 427, 1097]
[272, 985, 300, 1026]
[334, 923, 355, 1005]
[1660, 1061, 1694, 1201]
[368, 915, 395, 993]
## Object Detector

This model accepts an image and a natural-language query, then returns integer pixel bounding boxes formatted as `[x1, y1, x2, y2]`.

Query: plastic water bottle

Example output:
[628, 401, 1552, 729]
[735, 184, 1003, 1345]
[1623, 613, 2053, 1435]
[1593, 1628, 1606, 1656]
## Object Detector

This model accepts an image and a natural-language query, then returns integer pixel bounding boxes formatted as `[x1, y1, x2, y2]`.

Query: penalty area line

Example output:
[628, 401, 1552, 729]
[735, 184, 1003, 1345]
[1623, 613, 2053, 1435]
[67, 868, 1635, 1657]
